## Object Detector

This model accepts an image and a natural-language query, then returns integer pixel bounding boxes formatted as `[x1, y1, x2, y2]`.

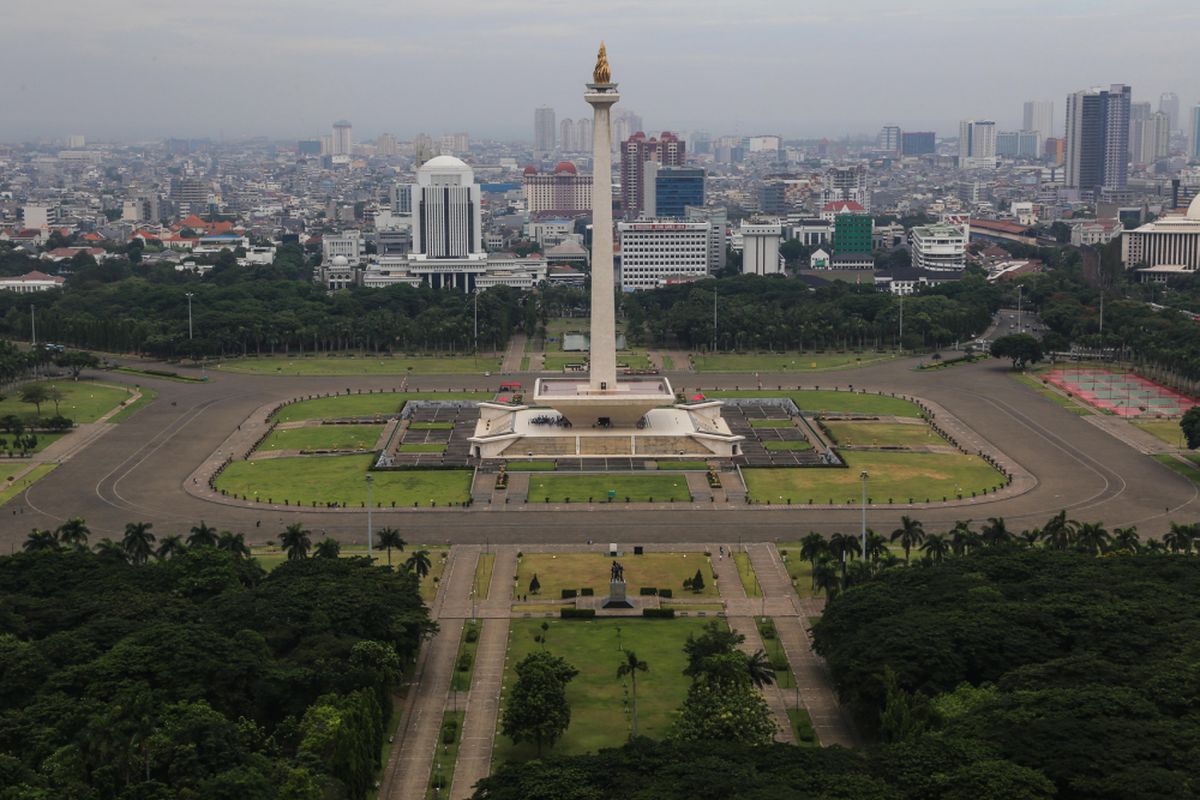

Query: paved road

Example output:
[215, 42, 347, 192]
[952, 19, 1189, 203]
[3, 346, 1197, 547]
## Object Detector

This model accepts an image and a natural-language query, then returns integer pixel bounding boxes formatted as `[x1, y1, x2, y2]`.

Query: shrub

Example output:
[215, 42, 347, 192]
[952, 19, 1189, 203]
[758, 619, 778, 640]
[639, 587, 658, 596]
[561, 608, 596, 619]
[561, 588, 577, 599]
[465, 624, 480, 643]
[643, 608, 675, 619]
[658, 588, 673, 598]
[457, 652, 472, 672]
[690, 569, 706, 592]
[580, 587, 594, 596]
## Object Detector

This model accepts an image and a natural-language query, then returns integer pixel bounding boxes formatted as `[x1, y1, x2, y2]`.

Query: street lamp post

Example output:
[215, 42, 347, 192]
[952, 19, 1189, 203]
[365, 474, 374, 557]
[860, 470, 869, 559]
[185, 292, 195, 340]
[1017, 285, 1023, 334]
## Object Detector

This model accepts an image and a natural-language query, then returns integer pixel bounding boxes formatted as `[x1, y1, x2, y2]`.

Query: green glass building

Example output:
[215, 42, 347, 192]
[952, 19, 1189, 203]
[833, 213, 873, 255]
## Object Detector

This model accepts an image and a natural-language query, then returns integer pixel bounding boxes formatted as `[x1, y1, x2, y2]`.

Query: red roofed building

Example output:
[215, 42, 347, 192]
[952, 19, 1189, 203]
[522, 162, 592, 216]
[0, 270, 66, 293]
[820, 200, 866, 221]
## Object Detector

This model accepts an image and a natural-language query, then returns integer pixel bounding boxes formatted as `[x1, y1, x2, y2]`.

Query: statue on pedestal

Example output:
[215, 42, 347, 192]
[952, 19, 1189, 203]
[610, 560, 625, 583]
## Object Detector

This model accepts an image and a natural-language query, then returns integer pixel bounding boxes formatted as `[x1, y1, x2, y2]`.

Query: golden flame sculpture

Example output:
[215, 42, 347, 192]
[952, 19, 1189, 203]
[593, 42, 612, 84]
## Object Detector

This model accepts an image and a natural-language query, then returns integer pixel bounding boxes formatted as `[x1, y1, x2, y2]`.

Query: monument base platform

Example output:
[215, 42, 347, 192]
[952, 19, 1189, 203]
[602, 580, 633, 609]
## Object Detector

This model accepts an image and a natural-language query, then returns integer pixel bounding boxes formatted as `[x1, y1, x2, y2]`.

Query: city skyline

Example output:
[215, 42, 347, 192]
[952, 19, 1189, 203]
[1, 0, 1197, 143]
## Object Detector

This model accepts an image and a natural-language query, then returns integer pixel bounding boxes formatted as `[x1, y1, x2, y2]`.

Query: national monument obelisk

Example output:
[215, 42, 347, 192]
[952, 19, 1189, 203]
[585, 43, 619, 392]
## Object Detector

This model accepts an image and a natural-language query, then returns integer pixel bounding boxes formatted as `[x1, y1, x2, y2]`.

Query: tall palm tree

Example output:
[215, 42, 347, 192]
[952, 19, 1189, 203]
[187, 521, 218, 549]
[827, 533, 860, 582]
[863, 530, 889, 563]
[377, 527, 406, 566]
[1019, 529, 1041, 548]
[890, 516, 925, 563]
[122, 522, 155, 566]
[1040, 510, 1076, 551]
[616, 649, 649, 739]
[93, 538, 127, 563]
[23, 528, 59, 552]
[156, 535, 185, 561]
[278, 523, 311, 560]
[314, 538, 342, 559]
[405, 549, 432, 579]
[949, 520, 979, 556]
[744, 649, 775, 689]
[980, 517, 1012, 547]
[919, 532, 951, 562]
[812, 558, 839, 598]
[55, 517, 90, 550]
[799, 532, 827, 590]
[1144, 539, 1168, 555]
[1112, 526, 1141, 553]
[1074, 522, 1110, 555]
[1162, 522, 1196, 554]
[217, 531, 251, 559]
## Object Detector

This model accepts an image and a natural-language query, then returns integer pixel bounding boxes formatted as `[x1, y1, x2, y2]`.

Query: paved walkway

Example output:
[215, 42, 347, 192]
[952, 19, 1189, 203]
[500, 335, 527, 374]
[383, 547, 478, 800]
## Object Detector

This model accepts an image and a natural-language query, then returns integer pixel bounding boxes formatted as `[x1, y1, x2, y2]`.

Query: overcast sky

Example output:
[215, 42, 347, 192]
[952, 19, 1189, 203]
[2, 0, 1197, 143]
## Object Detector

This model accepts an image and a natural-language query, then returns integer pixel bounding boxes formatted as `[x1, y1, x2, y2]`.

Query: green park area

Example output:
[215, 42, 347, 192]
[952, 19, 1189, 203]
[543, 351, 651, 372]
[710, 389, 921, 417]
[272, 392, 488, 423]
[749, 419, 794, 429]
[691, 351, 896, 373]
[526, 474, 691, 503]
[1134, 419, 1185, 447]
[0, 380, 133, 423]
[0, 464, 58, 506]
[822, 421, 944, 448]
[215, 454, 471, 507]
[494, 618, 713, 760]
[743, 451, 1002, 504]
[258, 424, 384, 452]
[217, 354, 502, 375]
[763, 441, 813, 451]
[249, 544, 448, 599]
[515, 552, 717, 598]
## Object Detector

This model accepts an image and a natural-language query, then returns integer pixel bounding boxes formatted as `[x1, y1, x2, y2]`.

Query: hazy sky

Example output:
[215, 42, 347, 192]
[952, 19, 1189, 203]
[2, 0, 1197, 143]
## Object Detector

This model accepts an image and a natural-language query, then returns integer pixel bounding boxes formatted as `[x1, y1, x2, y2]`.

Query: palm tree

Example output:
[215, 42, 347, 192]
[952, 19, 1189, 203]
[1144, 539, 1168, 554]
[827, 532, 860, 582]
[377, 527, 406, 566]
[93, 538, 127, 563]
[812, 558, 840, 598]
[919, 532, 951, 562]
[616, 649, 649, 739]
[23, 528, 59, 552]
[890, 516, 925, 563]
[1040, 510, 1076, 551]
[1112, 526, 1140, 553]
[187, 521, 218, 549]
[314, 538, 341, 558]
[156, 535, 185, 560]
[1162, 522, 1196, 554]
[121, 522, 155, 566]
[1074, 522, 1110, 555]
[799, 532, 827, 590]
[217, 531, 251, 559]
[55, 517, 90, 549]
[405, 549, 432, 579]
[744, 649, 775, 688]
[1019, 529, 1041, 548]
[949, 520, 979, 556]
[278, 523, 311, 560]
[863, 530, 889, 563]
[980, 517, 1012, 547]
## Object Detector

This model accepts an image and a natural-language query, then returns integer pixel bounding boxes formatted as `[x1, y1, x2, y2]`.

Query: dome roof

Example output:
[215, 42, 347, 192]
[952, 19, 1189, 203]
[331, 255, 349, 266]
[554, 161, 578, 175]
[1188, 194, 1200, 220]
[420, 155, 471, 172]
[523, 165, 538, 175]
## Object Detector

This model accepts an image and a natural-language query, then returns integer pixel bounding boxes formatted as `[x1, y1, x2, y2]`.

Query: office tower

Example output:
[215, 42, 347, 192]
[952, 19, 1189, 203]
[534, 106, 556, 155]
[613, 110, 643, 148]
[832, 213, 873, 255]
[559, 118, 576, 152]
[410, 156, 484, 259]
[1160, 92, 1180, 133]
[758, 181, 788, 214]
[821, 165, 870, 212]
[910, 222, 967, 271]
[878, 126, 901, 153]
[958, 120, 997, 167]
[1129, 102, 1151, 160]
[169, 177, 209, 214]
[645, 166, 705, 218]
[740, 223, 783, 275]
[1023, 100, 1055, 142]
[66, 134, 85, 149]
[523, 162, 593, 215]
[1064, 84, 1131, 192]
[997, 131, 1041, 158]
[332, 120, 353, 156]
[619, 131, 685, 219]
[901, 131, 936, 156]
[1190, 106, 1200, 162]
[684, 205, 728, 273]
[297, 140, 322, 156]
[1134, 112, 1170, 164]
[618, 221, 712, 289]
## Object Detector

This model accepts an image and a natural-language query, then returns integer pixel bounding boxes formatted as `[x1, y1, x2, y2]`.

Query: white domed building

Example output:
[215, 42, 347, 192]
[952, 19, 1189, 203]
[1124, 195, 1200, 282]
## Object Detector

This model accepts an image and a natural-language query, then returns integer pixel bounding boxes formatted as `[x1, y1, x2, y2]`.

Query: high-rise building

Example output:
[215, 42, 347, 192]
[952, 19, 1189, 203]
[332, 120, 353, 156]
[878, 126, 901, 153]
[684, 206, 728, 274]
[1065, 84, 1131, 192]
[650, 166, 705, 218]
[522, 162, 593, 215]
[958, 120, 997, 167]
[618, 221, 711, 289]
[619, 131, 685, 219]
[1134, 112, 1170, 164]
[376, 134, 398, 157]
[1023, 100, 1055, 142]
[534, 106, 556, 156]
[410, 155, 484, 260]
[613, 110, 643, 148]
[900, 131, 936, 156]
[169, 177, 209, 214]
[1129, 102, 1151, 161]
[832, 213, 873, 255]
[821, 165, 870, 212]
[997, 131, 1041, 158]
[1160, 92, 1180, 133]
[559, 118, 577, 152]
[1190, 106, 1200, 162]
[758, 182, 788, 215]
[739, 223, 783, 275]
[66, 134, 86, 149]
[910, 222, 967, 271]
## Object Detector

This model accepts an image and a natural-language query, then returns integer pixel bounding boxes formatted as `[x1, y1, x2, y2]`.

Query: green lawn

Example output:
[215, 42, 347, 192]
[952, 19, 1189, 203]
[822, 421, 943, 447]
[516, 552, 717, 599]
[661, 461, 710, 470]
[1011, 374, 1092, 415]
[0, 381, 132, 424]
[1152, 454, 1200, 485]
[107, 386, 158, 423]
[0, 431, 67, 455]
[420, 550, 451, 602]
[452, 621, 482, 692]
[258, 424, 383, 452]
[494, 618, 716, 760]
[743, 451, 1003, 504]
[1134, 419, 1185, 447]
[273, 392, 488, 423]
[409, 421, 454, 430]
[0, 464, 58, 506]
[217, 354, 502, 375]
[776, 547, 816, 599]
[692, 351, 896, 373]
[475, 553, 495, 599]
[543, 352, 651, 372]
[661, 355, 675, 371]
[733, 552, 760, 596]
[505, 461, 557, 471]
[215, 454, 471, 506]
[398, 443, 447, 453]
[426, 710, 464, 799]
[710, 390, 921, 417]
[519, 356, 530, 371]
[788, 707, 819, 746]
[763, 440, 813, 451]
[750, 418, 794, 428]
[526, 474, 691, 503]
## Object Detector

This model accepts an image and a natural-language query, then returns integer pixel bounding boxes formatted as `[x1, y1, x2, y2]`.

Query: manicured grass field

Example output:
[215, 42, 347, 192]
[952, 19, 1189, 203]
[661, 355, 675, 371]
[526, 474, 691, 503]
[776, 547, 816, 599]
[661, 460, 710, 470]
[710, 390, 921, 417]
[409, 421, 454, 430]
[763, 440, 813, 451]
[788, 708, 819, 746]
[420, 550, 451, 602]
[215, 454, 471, 506]
[426, 710, 464, 799]
[733, 552, 760, 596]
[0, 464, 58, 506]
[107, 386, 158, 423]
[398, 443, 447, 453]
[475, 553, 495, 599]
[823, 421, 943, 447]
[1134, 419, 1185, 447]
[494, 618, 716, 760]
[505, 461, 556, 471]
[515, 552, 717, 598]
[750, 418, 794, 428]
[743, 451, 1003, 504]
[692, 351, 896, 373]
[1011, 374, 1092, 415]
[217, 354, 502, 375]
[259, 424, 383, 452]
[0, 381, 132, 424]
[543, 352, 651, 372]
[452, 622, 482, 692]
[273, 392, 488, 423]
[1153, 454, 1200, 485]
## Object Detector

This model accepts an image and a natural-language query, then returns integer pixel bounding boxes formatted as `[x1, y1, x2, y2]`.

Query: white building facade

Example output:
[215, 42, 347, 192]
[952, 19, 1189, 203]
[910, 222, 967, 271]
[740, 222, 783, 275]
[618, 221, 712, 289]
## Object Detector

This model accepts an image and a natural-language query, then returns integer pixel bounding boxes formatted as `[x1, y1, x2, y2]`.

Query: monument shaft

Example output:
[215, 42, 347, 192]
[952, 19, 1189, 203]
[586, 78, 619, 391]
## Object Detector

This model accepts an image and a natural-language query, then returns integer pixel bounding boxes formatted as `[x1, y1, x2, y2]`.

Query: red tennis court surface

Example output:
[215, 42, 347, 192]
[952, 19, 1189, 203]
[1043, 368, 1196, 417]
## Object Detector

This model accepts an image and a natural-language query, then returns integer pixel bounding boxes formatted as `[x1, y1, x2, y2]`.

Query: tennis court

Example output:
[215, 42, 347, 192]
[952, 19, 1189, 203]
[1043, 368, 1196, 417]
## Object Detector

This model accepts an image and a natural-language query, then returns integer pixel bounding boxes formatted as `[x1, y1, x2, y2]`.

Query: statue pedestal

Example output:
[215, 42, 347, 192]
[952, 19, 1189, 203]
[602, 580, 633, 609]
